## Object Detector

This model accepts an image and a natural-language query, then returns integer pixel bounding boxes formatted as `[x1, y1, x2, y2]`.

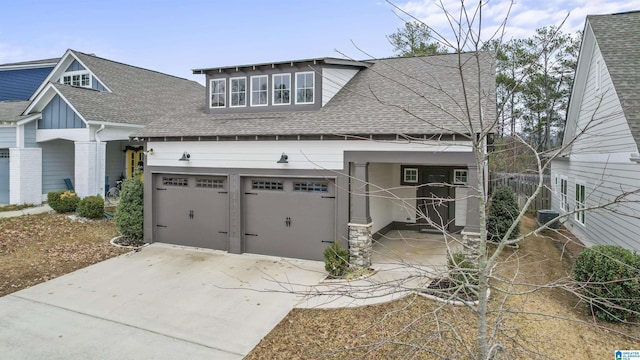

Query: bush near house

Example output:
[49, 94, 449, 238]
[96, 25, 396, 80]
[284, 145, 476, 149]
[573, 245, 640, 323]
[47, 190, 80, 213]
[324, 241, 350, 277]
[487, 186, 520, 242]
[77, 195, 105, 219]
[448, 252, 479, 287]
[115, 176, 144, 242]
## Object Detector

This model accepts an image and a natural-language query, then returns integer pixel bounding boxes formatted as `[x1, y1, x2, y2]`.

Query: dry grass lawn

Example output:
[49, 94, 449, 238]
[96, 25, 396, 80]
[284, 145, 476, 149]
[246, 216, 640, 359]
[0, 213, 128, 297]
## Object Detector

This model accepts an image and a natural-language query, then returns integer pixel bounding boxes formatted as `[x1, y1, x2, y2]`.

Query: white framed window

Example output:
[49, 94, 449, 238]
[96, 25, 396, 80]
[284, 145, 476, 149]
[251, 75, 268, 106]
[575, 183, 586, 224]
[210, 79, 226, 108]
[295, 71, 314, 104]
[230, 77, 246, 107]
[61, 71, 91, 88]
[403, 168, 418, 183]
[273, 74, 291, 105]
[454, 169, 468, 184]
[560, 178, 568, 212]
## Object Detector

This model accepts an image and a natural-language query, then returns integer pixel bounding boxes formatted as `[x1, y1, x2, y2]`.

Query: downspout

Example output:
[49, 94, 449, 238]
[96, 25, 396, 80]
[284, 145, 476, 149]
[95, 124, 106, 196]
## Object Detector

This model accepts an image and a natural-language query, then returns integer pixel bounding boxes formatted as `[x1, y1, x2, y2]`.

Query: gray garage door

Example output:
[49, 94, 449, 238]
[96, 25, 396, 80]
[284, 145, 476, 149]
[0, 149, 9, 204]
[243, 177, 336, 261]
[154, 174, 228, 250]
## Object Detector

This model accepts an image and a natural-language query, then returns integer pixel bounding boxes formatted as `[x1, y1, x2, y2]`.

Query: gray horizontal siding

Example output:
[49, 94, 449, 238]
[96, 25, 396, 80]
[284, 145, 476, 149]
[39, 94, 86, 129]
[41, 140, 74, 194]
[551, 159, 640, 251]
[0, 127, 16, 148]
[106, 141, 125, 189]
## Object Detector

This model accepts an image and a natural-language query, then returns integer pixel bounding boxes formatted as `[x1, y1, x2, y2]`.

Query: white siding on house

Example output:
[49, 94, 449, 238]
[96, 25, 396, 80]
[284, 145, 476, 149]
[569, 46, 637, 156]
[551, 159, 640, 251]
[41, 140, 75, 195]
[322, 68, 359, 106]
[147, 140, 472, 171]
[368, 163, 418, 233]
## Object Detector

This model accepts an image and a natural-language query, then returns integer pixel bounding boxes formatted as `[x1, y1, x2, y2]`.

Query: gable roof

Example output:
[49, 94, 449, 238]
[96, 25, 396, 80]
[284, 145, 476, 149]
[25, 50, 204, 127]
[136, 52, 495, 138]
[588, 11, 640, 148]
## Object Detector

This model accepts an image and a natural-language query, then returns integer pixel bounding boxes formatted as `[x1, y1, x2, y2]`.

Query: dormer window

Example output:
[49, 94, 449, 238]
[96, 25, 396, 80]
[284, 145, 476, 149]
[251, 75, 268, 106]
[230, 77, 246, 107]
[61, 71, 90, 88]
[210, 79, 226, 108]
[295, 72, 314, 104]
[273, 74, 291, 105]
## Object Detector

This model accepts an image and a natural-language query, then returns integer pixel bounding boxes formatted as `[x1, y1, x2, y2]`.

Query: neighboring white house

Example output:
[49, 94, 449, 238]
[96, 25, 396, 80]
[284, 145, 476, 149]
[551, 11, 640, 251]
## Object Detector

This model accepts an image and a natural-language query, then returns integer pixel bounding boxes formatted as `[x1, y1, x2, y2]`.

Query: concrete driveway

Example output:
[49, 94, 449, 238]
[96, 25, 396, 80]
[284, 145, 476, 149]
[0, 244, 325, 359]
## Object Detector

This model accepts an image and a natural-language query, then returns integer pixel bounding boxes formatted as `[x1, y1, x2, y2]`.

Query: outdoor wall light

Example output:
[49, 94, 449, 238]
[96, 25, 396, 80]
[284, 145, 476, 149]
[277, 153, 288, 164]
[144, 148, 154, 155]
[179, 151, 190, 161]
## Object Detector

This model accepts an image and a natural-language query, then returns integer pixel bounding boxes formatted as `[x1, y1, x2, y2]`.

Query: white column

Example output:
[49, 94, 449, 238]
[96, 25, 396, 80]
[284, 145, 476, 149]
[74, 141, 97, 198]
[9, 148, 43, 205]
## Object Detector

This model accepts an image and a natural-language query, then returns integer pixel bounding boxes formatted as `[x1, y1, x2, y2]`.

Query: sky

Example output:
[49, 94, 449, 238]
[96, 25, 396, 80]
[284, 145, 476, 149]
[1, 0, 639, 84]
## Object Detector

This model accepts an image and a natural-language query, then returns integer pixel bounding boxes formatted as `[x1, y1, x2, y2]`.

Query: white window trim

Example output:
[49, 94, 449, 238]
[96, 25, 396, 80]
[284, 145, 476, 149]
[560, 177, 569, 212]
[229, 77, 247, 108]
[453, 169, 468, 185]
[60, 70, 92, 88]
[272, 73, 291, 106]
[295, 71, 315, 105]
[250, 75, 268, 107]
[575, 181, 586, 225]
[210, 78, 226, 108]
[403, 168, 418, 183]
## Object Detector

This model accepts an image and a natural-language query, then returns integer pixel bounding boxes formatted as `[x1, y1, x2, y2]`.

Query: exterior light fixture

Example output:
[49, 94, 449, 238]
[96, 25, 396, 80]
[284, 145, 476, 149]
[179, 151, 190, 161]
[144, 148, 154, 155]
[277, 153, 288, 163]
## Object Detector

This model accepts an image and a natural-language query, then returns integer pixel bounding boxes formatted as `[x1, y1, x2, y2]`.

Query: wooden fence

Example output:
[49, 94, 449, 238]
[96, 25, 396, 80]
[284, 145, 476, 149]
[489, 172, 552, 212]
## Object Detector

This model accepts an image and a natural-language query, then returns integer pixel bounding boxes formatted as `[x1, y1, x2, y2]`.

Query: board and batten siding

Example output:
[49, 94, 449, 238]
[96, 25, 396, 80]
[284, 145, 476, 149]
[41, 140, 75, 194]
[24, 121, 38, 148]
[39, 94, 86, 129]
[0, 127, 16, 148]
[322, 68, 359, 106]
[147, 140, 472, 171]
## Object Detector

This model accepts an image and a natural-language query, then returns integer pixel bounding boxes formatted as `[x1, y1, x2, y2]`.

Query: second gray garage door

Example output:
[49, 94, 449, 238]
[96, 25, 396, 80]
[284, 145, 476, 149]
[243, 177, 336, 261]
[154, 174, 228, 250]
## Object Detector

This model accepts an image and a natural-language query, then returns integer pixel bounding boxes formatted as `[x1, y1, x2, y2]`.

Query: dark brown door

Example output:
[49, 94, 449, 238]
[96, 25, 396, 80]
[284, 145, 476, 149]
[417, 168, 452, 231]
[243, 178, 335, 261]
[154, 175, 228, 250]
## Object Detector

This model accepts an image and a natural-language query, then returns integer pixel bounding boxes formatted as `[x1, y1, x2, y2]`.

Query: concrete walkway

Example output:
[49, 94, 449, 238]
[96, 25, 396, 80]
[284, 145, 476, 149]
[0, 204, 52, 218]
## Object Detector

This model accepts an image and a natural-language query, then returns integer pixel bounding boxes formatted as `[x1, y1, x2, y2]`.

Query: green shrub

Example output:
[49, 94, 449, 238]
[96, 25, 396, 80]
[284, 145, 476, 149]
[77, 195, 105, 219]
[487, 186, 520, 242]
[324, 241, 350, 277]
[116, 177, 144, 241]
[573, 245, 640, 323]
[47, 190, 80, 213]
[448, 252, 478, 287]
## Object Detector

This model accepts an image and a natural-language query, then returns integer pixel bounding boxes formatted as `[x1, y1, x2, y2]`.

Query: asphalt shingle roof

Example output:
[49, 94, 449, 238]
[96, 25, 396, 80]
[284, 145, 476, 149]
[53, 51, 204, 126]
[0, 100, 31, 123]
[588, 11, 640, 148]
[136, 52, 495, 138]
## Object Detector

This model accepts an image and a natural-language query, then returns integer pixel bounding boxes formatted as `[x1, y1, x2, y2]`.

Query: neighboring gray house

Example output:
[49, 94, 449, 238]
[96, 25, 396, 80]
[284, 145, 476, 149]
[551, 11, 640, 251]
[0, 49, 203, 205]
[136, 53, 495, 263]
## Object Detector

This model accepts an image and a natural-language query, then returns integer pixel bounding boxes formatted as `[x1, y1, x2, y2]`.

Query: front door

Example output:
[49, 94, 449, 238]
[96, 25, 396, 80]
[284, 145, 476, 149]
[126, 148, 144, 180]
[417, 168, 453, 231]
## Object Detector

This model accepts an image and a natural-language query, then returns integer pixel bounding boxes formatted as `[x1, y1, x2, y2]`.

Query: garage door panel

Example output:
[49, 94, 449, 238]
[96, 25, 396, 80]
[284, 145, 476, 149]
[154, 175, 228, 251]
[243, 178, 336, 261]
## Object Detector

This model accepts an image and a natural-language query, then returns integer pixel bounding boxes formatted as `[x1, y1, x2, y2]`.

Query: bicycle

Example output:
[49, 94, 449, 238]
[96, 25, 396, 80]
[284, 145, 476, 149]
[106, 180, 123, 205]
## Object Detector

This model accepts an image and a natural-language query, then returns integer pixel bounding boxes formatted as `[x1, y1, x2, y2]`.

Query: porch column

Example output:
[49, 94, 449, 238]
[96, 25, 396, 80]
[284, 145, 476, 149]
[349, 161, 373, 268]
[462, 164, 482, 261]
[74, 141, 95, 198]
[9, 148, 42, 205]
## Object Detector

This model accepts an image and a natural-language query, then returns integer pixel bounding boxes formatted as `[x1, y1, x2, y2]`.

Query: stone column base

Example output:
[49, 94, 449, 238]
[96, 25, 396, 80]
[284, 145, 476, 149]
[461, 230, 481, 265]
[348, 222, 373, 268]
